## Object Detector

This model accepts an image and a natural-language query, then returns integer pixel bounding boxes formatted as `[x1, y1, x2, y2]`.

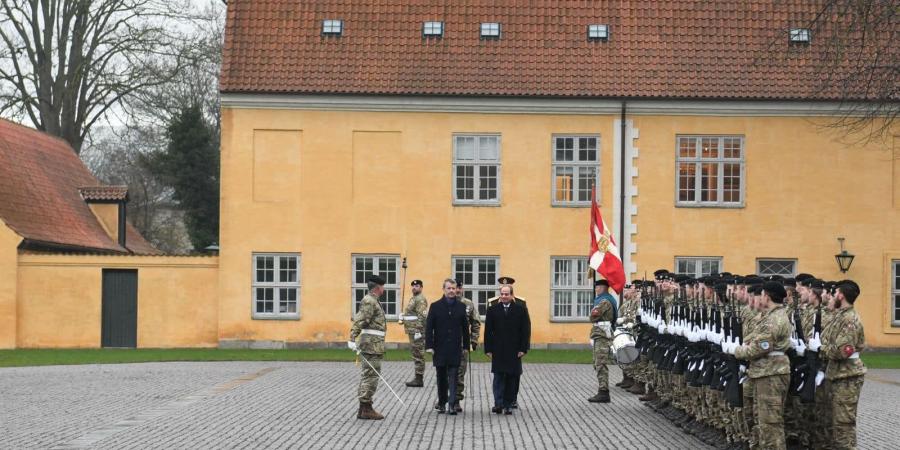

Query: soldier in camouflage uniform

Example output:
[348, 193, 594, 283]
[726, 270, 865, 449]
[403, 279, 428, 387]
[348, 274, 388, 420]
[455, 279, 481, 409]
[807, 279, 836, 450]
[615, 283, 640, 390]
[588, 278, 617, 403]
[733, 281, 792, 450]
[815, 281, 866, 450]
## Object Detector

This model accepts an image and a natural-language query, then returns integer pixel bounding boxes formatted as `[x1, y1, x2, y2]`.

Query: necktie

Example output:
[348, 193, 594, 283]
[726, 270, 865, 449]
[504, 305, 509, 315]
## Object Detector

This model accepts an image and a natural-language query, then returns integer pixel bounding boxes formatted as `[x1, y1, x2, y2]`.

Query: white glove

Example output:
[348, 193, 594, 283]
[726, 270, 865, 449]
[657, 324, 665, 334]
[616, 317, 625, 325]
[414, 332, 422, 340]
[795, 340, 806, 357]
[624, 323, 634, 330]
[790, 337, 799, 349]
[815, 370, 825, 386]
[589, 339, 595, 346]
[347, 341, 358, 352]
[808, 333, 821, 352]
[426, 348, 434, 354]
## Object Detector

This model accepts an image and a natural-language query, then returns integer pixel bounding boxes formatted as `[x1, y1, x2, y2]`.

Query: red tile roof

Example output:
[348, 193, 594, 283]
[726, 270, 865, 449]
[221, 0, 881, 101]
[0, 119, 160, 254]
[79, 186, 129, 202]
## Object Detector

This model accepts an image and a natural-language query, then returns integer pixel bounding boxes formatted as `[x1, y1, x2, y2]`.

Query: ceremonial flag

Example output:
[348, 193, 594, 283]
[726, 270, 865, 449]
[589, 189, 626, 293]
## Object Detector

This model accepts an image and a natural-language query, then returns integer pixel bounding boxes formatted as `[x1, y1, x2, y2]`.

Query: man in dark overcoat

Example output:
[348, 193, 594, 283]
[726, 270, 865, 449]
[425, 278, 470, 414]
[484, 284, 531, 414]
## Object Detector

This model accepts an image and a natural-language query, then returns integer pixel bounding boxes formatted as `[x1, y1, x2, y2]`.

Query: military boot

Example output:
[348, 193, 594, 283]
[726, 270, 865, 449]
[588, 389, 611, 403]
[638, 388, 657, 402]
[405, 374, 424, 387]
[357, 402, 384, 420]
[620, 376, 634, 390]
[628, 381, 646, 395]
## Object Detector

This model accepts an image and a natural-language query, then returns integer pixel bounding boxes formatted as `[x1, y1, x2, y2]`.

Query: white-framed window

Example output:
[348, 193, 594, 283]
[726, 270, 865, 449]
[453, 134, 501, 205]
[676, 135, 745, 207]
[452, 256, 499, 317]
[675, 256, 722, 278]
[757, 259, 797, 277]
[552, 135, 600, 206]
[322, 19, 343, 35]
[351, 254, 399, 319]
[892, 261, 899, 326]
[587, 24, 609, 41]
[252, 253, 300, 319]
[423, 21, 443, 37]
[551, 257, 594, 321]
[790, 28, 811, 43]
[480, 22, 501, 38]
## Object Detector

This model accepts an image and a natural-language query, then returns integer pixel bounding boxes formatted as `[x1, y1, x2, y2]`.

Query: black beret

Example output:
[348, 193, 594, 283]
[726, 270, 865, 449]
[763, 281, 787, 302]
[782, 278, 797, 288]
[748, 284, 763, 295]
[367, 274, 386, 285]
[838, 280, 861, 295]
[810, 280, 825, 289]
[411, 279, 423, 286]
[795, 273, 815, 282]
[595, 279, 610, 287]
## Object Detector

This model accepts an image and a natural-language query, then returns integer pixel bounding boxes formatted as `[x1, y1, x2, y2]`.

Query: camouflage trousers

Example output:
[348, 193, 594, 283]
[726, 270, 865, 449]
[593, 338, 612, 390]
[456, 349, 470, 401]
[743, 379, 758, 449]
[357, 353, 382, 403]
[407, 333, 425, 375]
[831, 375, 864, 450]
[810, 380, 835, 450]
[751, 374, 789, 450]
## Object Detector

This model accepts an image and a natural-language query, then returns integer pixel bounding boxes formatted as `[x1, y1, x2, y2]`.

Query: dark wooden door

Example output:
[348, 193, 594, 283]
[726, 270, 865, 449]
[101, 269, 138, 348]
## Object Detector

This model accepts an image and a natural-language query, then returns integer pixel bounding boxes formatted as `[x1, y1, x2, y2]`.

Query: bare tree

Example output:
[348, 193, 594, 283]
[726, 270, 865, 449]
[0, 0, 199, 154]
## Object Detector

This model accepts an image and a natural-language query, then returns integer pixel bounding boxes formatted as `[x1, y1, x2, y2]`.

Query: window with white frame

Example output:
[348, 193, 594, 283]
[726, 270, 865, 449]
[587, 24, 609, 41]
[480, 22, 500, 38]
[757, 259, 797, 277]
[892, 261, 899, 326]
[423, 21, 443, 37]
[351, 255, 399, 319]
[452, 256, 499, 317]
[675, 257, 722, 278]
[676, 136, 744, 207]
[453, 135, 500, 205]
[551, 257, 594, 320]
[322, 19, 343, 35]
[252, 253, 300, 319]
[552, 135, 600, 206]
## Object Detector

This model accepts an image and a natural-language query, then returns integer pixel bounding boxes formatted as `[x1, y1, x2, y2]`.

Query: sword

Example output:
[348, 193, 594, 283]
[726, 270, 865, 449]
[357, 351, 406, 406]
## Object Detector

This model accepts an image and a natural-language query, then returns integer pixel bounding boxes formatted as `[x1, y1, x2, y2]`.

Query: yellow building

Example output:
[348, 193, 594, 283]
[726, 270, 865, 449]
[216, 1, 899, 348]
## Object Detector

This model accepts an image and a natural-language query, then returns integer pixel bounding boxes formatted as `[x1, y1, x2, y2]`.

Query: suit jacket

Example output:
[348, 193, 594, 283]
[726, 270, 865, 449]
[484, 301, 531, 375]
[425, 296, 470, 367]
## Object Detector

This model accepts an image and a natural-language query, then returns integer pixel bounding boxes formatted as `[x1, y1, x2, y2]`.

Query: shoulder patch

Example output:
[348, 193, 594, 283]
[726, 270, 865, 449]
[760, 341, 770, 350]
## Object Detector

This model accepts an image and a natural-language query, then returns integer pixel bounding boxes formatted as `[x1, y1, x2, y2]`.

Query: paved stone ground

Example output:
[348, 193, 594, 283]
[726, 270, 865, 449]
[0, 362, 896, 449]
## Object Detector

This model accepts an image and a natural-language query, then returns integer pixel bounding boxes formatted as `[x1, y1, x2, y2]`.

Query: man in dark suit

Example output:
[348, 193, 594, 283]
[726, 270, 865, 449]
[425, 278, 470, 415]
[484, 284, 531, 415]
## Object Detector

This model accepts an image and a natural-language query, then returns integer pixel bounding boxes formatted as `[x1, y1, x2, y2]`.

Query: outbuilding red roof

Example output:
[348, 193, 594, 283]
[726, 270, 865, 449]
[221, 0, 883, 100]
[0, 119, 159, 254]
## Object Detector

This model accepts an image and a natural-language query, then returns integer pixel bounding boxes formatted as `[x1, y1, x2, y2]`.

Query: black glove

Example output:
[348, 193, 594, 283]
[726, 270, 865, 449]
[471, 343, 478, 351]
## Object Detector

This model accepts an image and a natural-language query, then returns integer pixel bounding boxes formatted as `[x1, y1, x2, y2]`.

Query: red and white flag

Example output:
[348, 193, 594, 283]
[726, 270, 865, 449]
[589, 189, 626, 293]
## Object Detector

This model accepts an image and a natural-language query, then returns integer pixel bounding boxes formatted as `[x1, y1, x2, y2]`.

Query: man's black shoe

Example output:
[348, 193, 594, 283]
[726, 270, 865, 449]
[503, 408, 512, 415]
[491, 406, 502, 414]
[436, 405, 446, 414]
[511, 402, 518, 409]
[453, 403, 462, 413]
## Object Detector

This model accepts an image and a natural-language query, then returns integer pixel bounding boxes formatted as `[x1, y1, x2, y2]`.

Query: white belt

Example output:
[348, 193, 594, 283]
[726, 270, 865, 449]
[768, 351, 785, 357]
[849, 352, 860, 359]
[402, 316, 419, 321]
[594, 321, 612, 328]
[360, 329, 385, 337]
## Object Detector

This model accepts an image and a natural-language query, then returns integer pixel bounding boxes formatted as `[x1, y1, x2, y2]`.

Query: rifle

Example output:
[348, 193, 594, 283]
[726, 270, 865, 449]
[722, 309, 744, 408]
[788, 299, 806, 396]
[799, 305, 822, 403]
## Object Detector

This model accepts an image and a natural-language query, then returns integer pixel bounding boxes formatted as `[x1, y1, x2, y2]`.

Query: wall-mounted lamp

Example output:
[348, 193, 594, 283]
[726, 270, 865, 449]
[834, 237, 855, 273]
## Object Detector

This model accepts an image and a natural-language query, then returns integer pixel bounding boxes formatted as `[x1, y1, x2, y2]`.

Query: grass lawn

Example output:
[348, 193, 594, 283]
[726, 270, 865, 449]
[0, 348, 592, 368]
[0, 348, 896, 369]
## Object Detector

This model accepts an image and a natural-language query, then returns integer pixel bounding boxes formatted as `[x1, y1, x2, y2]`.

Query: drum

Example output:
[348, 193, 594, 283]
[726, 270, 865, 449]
[611, 328, 639, 365]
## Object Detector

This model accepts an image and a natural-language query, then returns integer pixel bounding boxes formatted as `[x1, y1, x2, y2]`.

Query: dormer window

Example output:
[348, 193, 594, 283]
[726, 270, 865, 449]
[789, 28, 810, 44]
[480, 22, 501, 39]
[322, 19, 343, 36]
[588, 24, 609, 41]
[423, 21, 444, 37]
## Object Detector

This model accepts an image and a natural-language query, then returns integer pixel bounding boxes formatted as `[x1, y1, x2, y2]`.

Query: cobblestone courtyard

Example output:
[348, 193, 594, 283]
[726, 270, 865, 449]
[1, 361, 897, 449]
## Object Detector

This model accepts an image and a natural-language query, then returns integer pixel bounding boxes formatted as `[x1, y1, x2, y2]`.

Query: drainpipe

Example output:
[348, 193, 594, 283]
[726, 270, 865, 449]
[619, 102, 627, 260]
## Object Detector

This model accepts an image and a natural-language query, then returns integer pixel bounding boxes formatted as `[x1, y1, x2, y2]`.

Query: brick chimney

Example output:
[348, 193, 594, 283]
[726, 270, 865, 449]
[79, 186, 129, 249]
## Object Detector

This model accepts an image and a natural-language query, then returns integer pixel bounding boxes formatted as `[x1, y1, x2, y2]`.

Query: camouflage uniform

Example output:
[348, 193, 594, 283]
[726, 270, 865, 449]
[402, 293, 428, 376]
[735, 305, 792, 450]
[350, 293, 386, 403]
[810, 308, 837, 450]
[738, 303, 761, 449]
[821, 306, 866, 450]
[618, 292, 639, 381]
[456, 297, 481, 402]
[590, 296, 615, 392]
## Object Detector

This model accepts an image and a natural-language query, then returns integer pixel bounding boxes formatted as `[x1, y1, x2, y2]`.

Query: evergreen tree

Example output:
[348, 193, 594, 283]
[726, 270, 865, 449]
[145, 104, 219, 251]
